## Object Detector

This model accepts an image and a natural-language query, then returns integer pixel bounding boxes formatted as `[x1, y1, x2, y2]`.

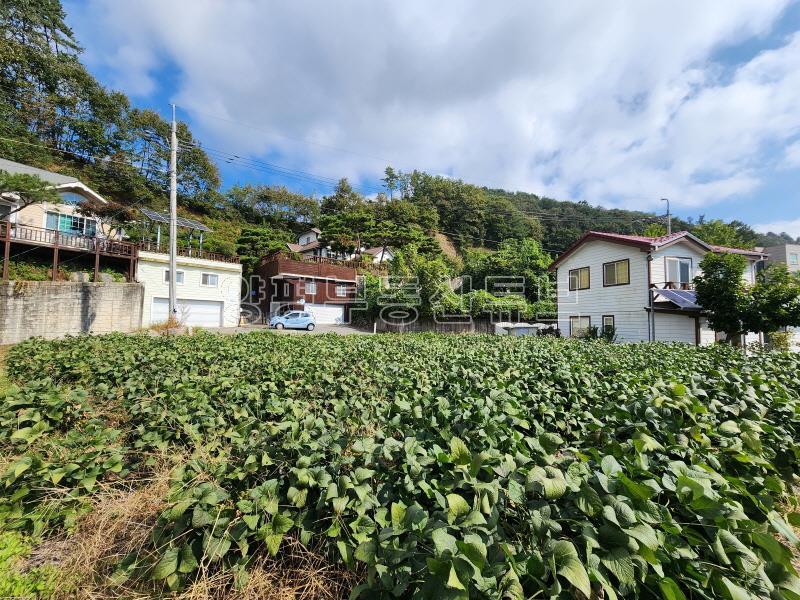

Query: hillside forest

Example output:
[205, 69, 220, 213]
[1, 0, 798, 315]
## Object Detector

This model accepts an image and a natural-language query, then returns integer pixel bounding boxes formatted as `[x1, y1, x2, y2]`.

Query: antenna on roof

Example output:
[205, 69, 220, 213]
[661, 198, 671, 235]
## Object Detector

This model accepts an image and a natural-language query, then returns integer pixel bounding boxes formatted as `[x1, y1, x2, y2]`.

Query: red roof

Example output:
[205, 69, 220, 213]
[548, 230, 764, 270]
[708, 244, 766, 258]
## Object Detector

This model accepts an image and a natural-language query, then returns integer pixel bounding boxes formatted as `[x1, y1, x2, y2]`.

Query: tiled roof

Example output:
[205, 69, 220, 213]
[287, 240, 321, 252]
[581, 230, 688, 246]
[548, 230, 764, 270]
[708, 244, 766, 257]
[363, 246, 392, 255]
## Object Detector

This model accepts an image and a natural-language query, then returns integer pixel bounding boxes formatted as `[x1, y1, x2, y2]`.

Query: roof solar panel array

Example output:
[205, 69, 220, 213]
[657, 289, 701, 310]
[140, 208, 211, 232]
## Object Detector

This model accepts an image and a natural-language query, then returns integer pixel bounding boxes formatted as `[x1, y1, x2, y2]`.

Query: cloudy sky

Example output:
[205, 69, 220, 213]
[66, 0, 800, 235]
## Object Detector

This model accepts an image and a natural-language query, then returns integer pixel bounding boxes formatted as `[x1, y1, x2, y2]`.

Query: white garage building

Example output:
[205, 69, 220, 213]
[137, 250, 242, 328]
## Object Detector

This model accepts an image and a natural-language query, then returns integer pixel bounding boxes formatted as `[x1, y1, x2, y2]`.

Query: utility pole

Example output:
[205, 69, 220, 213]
[661, 198, 671, 235]
[168, 104, 178, 319]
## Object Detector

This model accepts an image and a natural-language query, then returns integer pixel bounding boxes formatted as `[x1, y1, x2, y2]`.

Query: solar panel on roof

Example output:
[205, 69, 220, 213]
[175, 215, 211, 231]
[140, 207, 169, 224]
[657, 289, 701, 310]
[140, 208, 211, 232]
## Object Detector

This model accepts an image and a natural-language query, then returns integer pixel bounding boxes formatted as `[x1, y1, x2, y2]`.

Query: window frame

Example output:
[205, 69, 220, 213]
[58, 191, 86, 205]
[305, 280, 317, 295]
[200, 272, 219, 287]
[602, 315, 615, 333]
[664, 256, 693, 285]
[602, 259, 630, 287]
[568, 266, 590, 291]
[569, 315, 591, 337]
[45, 210, 97, 237]
[335, 283, 348, 297]
[0, 199, 15, 222]
[789, 252, 799, 266]
[163, 269, 185, 285]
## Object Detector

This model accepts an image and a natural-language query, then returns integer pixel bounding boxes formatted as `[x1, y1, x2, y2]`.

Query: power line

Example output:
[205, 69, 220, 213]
[437, 230, 564, 254]
[179, 140, 386, 196]
[0, 135, 168, 176]
[183, 106, 394, 166]
[2, 91, 676, 216]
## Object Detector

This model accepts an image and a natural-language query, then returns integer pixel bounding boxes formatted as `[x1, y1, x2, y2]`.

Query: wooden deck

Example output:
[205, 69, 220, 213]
[1, 221, 139, 282]
[259, 251, 360, 282]
[2, 221, 138, 257]
[1, 222, 242, 282]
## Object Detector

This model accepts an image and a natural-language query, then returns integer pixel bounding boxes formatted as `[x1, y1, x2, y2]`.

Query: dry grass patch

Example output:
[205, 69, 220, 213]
[24, 456, 174, 599]
[24, 453, 357, 599]
[180, 537, 361, 600]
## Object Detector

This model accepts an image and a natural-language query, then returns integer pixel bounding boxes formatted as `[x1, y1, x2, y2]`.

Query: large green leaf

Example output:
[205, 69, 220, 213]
[553, 540, 591, 598]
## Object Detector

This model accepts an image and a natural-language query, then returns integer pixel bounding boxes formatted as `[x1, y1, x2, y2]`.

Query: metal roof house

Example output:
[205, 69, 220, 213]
[548, 230, 768, 345]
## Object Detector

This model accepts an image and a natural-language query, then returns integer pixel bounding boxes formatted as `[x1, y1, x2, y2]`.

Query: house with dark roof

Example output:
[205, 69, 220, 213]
[548, 230, 768, 344]
[286, 229, 394, 264]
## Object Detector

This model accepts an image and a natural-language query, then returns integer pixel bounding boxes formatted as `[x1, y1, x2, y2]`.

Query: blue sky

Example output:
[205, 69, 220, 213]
[66, 0, 800, 236]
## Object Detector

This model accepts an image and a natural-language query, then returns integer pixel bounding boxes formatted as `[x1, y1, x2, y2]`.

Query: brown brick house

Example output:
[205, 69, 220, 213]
[255, 251, 360, 324]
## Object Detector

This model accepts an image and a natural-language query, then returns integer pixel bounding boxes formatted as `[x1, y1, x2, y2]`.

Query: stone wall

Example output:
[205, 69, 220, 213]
[0, 281, 144, 345]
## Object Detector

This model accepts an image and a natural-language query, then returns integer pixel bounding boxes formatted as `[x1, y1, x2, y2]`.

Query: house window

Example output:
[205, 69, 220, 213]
[568, 267, 590, 291]
[665, 257, 692, 286]
[283, 282, 290, 297]
[305, 281, 317, 295]
[336, 284, 348, 297]
[602, 315, 615, 333]
[0, 203, 11, 221]
[45, 211, 97, 237]
[201, 273, 218, 287]
[603, 259, 629, 286]
[569, 315, 591, 337]
[164, 270, 185, 284]
[790, 253, 799, 266]
[58, 191, 86, 205]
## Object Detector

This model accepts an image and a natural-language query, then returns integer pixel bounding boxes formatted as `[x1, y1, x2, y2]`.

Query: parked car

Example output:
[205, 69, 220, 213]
[269, 311, 316, 331]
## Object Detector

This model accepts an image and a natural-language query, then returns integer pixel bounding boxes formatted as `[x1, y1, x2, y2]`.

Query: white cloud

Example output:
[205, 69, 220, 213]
[783, 140, 800, 168]
[67, 0, 800, 212]
[755, 218, 800, 238]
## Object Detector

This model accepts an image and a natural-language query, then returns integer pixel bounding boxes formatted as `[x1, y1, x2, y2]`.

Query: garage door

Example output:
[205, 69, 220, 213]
[151, 298, 223, 327]
[306, 303, 344, 325]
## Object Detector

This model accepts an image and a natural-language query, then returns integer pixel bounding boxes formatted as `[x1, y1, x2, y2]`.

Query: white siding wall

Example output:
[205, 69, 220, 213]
[650, 242, 706, 287]
[653, 313, 696, 344]
[698, 317, 716, 346]
[137, 252, 242, 327]
[555, 240, 650, 342]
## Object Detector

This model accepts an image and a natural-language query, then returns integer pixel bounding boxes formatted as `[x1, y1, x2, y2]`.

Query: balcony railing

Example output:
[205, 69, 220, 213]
[259, 251, 360, 281]
[139, 241, 240, 264]
[262, 250, 388, 272]
[0, 222, 240, 264]
[1, 221, 137, 258]
[651, 281, 694, 290]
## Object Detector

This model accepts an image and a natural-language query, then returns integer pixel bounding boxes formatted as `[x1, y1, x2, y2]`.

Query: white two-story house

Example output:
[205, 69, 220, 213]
[549, 231, 767, 345]
[286, 228, 395, 264]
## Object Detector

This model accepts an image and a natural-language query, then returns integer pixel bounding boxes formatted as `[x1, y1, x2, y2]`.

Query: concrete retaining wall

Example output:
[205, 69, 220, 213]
[0, 281, 144, 345]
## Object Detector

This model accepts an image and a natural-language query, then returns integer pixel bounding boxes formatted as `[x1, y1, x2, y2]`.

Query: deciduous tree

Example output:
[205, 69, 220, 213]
[0, 170, 60, 217]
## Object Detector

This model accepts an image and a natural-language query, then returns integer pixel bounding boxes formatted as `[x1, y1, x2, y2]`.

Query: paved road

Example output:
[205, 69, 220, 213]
[207, 323, 371, 336]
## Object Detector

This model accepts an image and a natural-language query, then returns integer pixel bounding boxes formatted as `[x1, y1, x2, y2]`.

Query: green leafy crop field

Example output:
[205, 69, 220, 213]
[1, 332, 799, 599]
